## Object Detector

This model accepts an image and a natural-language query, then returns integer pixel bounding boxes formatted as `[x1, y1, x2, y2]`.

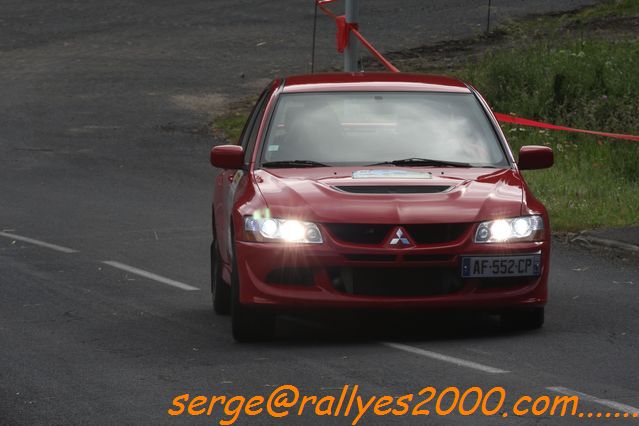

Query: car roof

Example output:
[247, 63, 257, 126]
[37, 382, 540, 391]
[281, 72, 471, 94]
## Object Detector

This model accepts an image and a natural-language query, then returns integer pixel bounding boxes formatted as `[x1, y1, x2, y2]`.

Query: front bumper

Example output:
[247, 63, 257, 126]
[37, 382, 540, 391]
[235, 228, 549, 310]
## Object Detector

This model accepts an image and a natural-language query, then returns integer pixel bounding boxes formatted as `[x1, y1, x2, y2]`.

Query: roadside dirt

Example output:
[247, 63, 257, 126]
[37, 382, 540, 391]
[365, 14, 639, 73]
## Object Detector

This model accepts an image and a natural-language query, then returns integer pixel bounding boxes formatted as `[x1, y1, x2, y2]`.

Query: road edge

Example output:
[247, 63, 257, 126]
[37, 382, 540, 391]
[569, 232, 639, 256]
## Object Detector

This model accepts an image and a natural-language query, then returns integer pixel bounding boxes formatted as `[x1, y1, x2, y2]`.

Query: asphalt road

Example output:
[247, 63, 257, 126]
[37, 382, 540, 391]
[1, 0, 638, 424]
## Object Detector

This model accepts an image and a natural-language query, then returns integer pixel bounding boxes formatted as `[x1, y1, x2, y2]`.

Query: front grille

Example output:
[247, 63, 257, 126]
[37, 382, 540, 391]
[325, 223, 469, 245]
[404, 224, 468, 244]
[343, 254, 396, 262]
[403, 254, 454, 262]
[334, 185, 450, 194]
[329, 267, 463, 297]
[325, 224, 393, 244]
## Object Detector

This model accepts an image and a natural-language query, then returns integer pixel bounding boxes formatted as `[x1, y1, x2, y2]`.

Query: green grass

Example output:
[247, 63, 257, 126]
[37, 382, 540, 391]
[212, 96, 259, 143]
[214, 113, 246, 143]
[212, 0, 639, 231]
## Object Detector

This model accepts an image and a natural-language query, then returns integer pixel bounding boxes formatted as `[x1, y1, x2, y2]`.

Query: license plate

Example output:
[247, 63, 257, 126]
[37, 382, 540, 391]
[461, 255, 541, 278]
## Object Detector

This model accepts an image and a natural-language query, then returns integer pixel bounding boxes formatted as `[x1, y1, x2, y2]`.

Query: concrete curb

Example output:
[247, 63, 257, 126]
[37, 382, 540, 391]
[570, 233, 639, 255]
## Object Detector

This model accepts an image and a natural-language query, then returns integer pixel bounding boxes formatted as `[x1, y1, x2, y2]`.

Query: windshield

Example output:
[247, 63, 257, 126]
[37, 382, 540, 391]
[260, 92, 508, 167]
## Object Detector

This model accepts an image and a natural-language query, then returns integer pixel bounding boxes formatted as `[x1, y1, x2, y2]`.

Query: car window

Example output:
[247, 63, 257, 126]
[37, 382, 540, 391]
[243, 88, 271, 165]
[238, 88, 269, 149]
[260, 92, 508, 167]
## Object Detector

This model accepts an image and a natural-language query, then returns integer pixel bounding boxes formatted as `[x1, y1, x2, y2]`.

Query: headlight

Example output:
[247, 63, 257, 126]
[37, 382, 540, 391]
[244, 217, 323, 244]
[475, 215, 544, 243]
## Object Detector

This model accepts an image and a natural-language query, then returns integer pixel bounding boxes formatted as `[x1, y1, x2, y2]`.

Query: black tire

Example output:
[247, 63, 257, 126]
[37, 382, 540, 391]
[501, 307, 544, 331]
[230, 242, 275, 342]
[211, 241, 230, 315]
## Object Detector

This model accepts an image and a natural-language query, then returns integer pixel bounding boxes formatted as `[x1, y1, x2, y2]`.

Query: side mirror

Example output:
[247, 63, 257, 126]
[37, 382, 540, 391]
[518, 146, 553, 170]
[210, 145, 244, 169]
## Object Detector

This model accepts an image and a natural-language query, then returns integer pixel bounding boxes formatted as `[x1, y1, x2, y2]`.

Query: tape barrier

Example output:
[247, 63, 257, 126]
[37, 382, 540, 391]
[349, 26, 400, 73]
[493, 113, 639, 142]
[314, 0, 639, 143]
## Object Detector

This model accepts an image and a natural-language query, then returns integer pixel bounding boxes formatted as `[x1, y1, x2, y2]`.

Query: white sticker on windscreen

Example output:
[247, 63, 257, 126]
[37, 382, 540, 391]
[352, 169, 432, 179]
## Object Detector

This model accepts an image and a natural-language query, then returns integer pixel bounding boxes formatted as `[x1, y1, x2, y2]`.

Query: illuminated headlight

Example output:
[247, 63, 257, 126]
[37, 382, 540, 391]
[475, 216, 544, 243]
[244, 217, 323, 243]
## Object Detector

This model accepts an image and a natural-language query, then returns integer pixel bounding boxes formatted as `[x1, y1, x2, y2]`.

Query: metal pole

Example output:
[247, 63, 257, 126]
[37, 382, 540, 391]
[344, 0, 359, 72]
[311, 0, 318, 73]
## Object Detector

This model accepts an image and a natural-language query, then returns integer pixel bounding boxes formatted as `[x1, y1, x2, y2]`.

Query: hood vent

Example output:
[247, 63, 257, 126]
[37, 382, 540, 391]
[334, 185, 451, 194]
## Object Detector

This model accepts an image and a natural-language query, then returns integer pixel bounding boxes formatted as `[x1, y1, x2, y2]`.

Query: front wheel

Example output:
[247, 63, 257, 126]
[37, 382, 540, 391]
[211, 241, 230, 315]
[230, 244, 275, 342]
[501, 307, 544, 331]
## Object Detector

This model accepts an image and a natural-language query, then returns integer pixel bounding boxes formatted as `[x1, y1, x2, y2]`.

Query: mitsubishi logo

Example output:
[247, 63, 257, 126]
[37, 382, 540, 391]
[388, 227, 412, 246]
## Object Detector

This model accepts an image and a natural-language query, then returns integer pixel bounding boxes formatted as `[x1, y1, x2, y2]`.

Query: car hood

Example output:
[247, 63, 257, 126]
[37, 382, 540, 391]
[253, 167, 524, 224]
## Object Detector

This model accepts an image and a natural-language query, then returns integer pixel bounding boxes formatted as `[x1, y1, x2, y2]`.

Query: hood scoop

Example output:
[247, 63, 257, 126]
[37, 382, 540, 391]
[333, 185, 451, 194]
[352, 169, 432, 179]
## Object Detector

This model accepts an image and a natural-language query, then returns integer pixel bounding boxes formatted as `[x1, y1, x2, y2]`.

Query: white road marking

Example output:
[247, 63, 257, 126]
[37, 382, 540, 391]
[102, 261, 199, 291]
[382, 342, 509, 374]
[548, 386, 639, 415]
[0, 231, 77, 254]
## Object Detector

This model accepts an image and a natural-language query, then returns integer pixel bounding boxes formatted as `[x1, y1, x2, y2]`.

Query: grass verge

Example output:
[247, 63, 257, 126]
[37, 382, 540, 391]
[212, 0, 639, 231]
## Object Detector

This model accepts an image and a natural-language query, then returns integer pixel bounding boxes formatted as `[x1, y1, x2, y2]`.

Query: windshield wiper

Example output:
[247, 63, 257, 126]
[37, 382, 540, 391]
[367, 157, 473, 168]
[261, 160, 329, 168]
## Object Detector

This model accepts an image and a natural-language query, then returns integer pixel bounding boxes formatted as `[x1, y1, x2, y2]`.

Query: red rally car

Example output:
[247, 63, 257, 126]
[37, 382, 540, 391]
[210, 73, 553, 341]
